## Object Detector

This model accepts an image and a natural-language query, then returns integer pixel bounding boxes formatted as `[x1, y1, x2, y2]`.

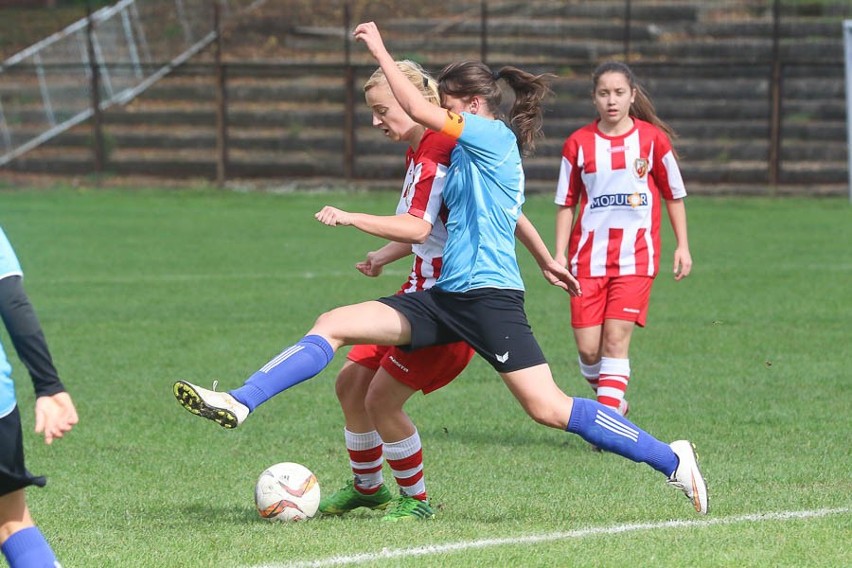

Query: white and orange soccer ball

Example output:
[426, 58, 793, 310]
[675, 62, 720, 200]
[254, 462, 321, 522]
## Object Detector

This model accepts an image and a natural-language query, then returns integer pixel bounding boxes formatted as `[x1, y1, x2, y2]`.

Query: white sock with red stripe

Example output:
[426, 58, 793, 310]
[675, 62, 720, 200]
[579, 357, 602, 394]
[597, 357, 630, 411]
[344, 429, 384, 494]
[383, 430, 427, 501]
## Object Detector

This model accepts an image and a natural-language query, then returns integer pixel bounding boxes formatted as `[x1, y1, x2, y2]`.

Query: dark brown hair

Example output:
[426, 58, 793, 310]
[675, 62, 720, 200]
[438, 61, 554, 156]
[592, 61, 677, 143]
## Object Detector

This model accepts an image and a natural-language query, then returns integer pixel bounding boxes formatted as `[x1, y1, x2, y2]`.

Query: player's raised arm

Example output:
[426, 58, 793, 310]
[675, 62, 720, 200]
[353, 22, 449, 133]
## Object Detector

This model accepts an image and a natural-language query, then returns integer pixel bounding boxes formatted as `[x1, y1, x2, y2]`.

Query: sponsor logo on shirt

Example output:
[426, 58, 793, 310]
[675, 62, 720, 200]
[590, 192, 647, 209]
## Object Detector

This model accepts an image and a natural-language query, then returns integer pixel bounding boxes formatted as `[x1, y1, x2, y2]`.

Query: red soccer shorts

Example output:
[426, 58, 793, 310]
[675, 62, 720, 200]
[347, 341, 475, 394]
[570, 275, 654, 328]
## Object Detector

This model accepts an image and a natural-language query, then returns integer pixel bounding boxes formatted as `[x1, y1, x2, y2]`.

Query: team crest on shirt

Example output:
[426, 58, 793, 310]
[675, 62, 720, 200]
[633, 158, 649, 179]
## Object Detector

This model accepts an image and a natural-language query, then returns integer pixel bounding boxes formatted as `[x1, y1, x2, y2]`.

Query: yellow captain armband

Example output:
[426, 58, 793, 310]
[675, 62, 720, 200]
[440, 110, 465, 140]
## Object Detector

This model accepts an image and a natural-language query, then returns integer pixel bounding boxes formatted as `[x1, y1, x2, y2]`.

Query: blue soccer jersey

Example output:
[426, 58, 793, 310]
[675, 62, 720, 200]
[0, 340, 14, 418]
[0, 227, 22, 281]
[0, 227, 21, 417]
[436, 111, 525, 292]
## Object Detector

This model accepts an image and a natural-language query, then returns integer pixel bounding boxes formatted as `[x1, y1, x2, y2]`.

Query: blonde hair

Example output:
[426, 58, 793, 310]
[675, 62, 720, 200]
[364, 60, 440, 106]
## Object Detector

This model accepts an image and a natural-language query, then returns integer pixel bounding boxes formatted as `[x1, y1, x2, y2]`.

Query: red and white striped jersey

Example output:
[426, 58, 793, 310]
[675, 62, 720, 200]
[397, 129, 455, 293]
[554, 118, 686, 278]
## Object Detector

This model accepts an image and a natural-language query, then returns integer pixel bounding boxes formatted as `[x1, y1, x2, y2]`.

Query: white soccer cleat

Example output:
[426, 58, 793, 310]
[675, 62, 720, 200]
[667, 440, 708, 515]
[173, 380, 249, 429]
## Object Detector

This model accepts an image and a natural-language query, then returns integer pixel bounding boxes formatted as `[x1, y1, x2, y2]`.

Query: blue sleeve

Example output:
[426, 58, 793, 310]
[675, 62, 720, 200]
[456, 113, 518, 168]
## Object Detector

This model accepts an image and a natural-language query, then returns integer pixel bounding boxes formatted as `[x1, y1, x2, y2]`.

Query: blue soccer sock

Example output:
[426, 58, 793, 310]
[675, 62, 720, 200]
[1, 526, 58, 568]
[229, 335, 335, 412]
[566, 398, 678, 477]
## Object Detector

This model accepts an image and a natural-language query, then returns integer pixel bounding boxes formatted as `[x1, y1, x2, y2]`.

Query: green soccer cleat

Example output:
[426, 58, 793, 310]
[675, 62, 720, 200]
[380, 493, 435, 522]
[319, 480, 393, 516]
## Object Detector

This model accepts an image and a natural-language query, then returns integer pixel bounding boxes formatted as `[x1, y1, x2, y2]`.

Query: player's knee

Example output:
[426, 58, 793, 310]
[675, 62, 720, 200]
[363, 386, 394, 420]
[334, 368, 371, 408]
[523, 399, 568, 429]
[577, 348, 600, 365]
[310, 309, 336, 333]
[333, 373, 349, 402]
[309, 310, 349, 345]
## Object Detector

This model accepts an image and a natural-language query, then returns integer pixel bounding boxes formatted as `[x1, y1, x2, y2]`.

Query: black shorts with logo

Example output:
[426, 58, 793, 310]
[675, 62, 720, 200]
[377, 287, 546, 373]
[0, 406, 46, 496]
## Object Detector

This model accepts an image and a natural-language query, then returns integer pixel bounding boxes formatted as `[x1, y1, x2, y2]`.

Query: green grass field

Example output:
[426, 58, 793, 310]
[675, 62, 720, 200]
[0, 186, 849, 567]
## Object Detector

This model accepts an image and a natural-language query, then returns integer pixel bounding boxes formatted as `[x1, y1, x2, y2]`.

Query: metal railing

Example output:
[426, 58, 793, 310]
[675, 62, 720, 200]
[0, 0, 243, 167]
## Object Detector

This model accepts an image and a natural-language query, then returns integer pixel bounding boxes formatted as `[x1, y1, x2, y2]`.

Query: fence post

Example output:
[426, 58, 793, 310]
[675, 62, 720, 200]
[480, 0, 488, 65]
[214, 1, 228, 186]
[768, 0, 782, 191]
[86, 2, 105, 175]
[845, 20, 852, 203]
[623, 0, 632, 62]
[343, 0, 355, 180]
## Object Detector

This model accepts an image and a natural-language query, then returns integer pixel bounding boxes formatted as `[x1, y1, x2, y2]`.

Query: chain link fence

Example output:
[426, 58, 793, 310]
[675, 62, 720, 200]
[0, 0, 256, 166]
[0, 0, 850, 191]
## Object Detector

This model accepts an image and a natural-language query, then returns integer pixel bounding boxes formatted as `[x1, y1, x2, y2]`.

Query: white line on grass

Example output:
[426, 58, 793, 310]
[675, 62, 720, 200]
[246, 507, 850, 568]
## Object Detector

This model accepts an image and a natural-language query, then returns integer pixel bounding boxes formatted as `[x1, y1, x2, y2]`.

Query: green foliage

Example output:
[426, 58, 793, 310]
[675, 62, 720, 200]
[0, 187, 849, 567]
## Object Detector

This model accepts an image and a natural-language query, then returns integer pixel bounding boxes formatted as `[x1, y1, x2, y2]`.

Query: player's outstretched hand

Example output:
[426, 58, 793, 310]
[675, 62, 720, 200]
[315, 206, 353, 227]
[541, 260, 582, 297]
[35, 391, 79, 445]
[353, 22, 389, 61]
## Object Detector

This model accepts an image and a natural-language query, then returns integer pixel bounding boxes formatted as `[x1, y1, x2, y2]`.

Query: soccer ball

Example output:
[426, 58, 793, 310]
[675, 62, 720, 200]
[254, 462, 321, 522]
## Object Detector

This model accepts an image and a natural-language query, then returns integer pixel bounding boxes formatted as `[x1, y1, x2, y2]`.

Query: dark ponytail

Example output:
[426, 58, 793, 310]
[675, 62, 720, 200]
[439, 61, 554, 156]
[496, 66, 554, 157]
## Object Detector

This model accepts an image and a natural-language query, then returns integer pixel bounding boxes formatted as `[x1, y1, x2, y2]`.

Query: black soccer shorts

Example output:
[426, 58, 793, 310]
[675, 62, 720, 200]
[0, 406, 46, 496]
[378, 287, 547, 373]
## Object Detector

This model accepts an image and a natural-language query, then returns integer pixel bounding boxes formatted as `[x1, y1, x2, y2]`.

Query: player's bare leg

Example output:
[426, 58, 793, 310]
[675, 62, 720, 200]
[366, 371, 434, 521]
[175, 300, 412, 427]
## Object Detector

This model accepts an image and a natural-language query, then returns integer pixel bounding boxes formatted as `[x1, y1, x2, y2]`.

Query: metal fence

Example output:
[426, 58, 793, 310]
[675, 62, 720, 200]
[0, 0, 255, 167]
[0, 0, 850, 190]
[240, 0, 851, 65]
[233, 0, 850, 188]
